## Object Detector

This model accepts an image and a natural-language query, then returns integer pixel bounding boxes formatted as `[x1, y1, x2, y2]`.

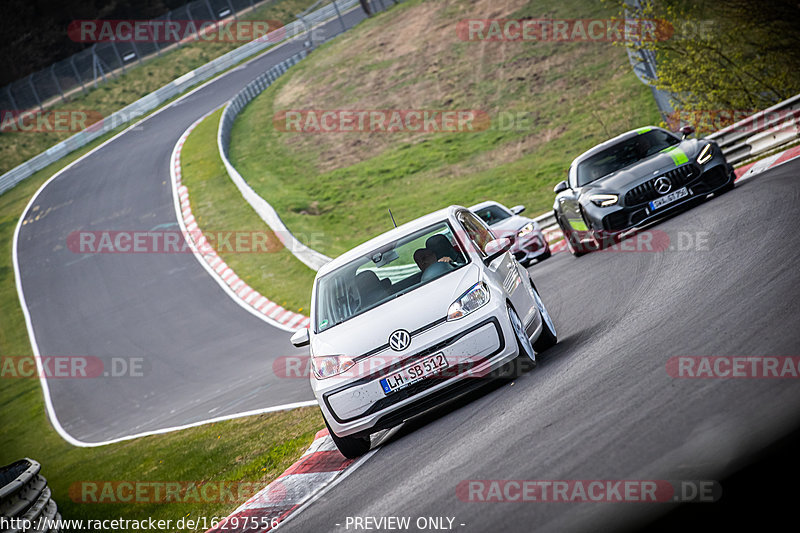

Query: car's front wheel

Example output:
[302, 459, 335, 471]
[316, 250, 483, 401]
[507, 304, 536, 375]
[531, 283, 557, 353]
[324, 417, 371, 459]
[558, 219, 588, 257]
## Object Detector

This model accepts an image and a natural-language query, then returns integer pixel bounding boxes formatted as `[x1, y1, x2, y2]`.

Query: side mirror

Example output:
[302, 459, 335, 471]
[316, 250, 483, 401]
[484, 237, 513, 264]
[510, 205, 526, 215]
[679, 125, 695, 139]
[553, 180, 569, 194]
[290, 327, 310, 347]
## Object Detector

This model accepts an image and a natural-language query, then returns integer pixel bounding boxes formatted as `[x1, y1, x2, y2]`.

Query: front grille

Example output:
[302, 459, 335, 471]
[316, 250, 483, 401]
[625, 164, 700, 206]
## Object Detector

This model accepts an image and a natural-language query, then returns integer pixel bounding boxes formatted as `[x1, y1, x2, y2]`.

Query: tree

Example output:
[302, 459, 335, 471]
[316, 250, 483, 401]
[618, 0, 800, 131]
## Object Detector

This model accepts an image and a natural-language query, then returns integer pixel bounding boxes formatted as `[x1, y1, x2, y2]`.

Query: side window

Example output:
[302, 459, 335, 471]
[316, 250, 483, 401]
[458, 212, 494, 255]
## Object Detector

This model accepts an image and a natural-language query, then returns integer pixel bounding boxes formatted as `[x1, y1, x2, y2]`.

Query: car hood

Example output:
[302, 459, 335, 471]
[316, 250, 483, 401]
[583, 140, 700, 192]
[488, 216, 535, 237]
[311, 263, 482, 358]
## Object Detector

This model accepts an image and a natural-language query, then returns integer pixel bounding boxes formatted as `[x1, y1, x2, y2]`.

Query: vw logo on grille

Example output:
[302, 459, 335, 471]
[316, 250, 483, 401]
[389, 329, 411, 351]
[654, 176, 672, 194]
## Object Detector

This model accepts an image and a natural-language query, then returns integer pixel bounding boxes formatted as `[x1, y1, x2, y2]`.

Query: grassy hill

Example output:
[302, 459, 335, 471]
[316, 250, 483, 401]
[229, 0, 661, 257]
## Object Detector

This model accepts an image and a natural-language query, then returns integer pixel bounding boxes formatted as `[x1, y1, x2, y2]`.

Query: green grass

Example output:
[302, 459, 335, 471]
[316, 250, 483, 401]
[228, 0, 661, 257]
[180, 108, 316, 311]
[0, 0, 319, 175]
[0, 102, 323, 533]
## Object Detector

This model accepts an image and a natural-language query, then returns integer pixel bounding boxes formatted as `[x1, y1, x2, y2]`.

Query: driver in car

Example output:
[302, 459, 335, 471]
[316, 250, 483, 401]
[413, 248, 454, 282]
[425, 234, 465, 264]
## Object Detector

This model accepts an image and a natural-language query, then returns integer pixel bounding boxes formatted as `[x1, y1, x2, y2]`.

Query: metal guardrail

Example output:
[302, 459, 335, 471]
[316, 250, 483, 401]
[217, 0, 394, 271]
[0, 0, 361, 196]
[218, 51, 334, 271]
[0, 458, 61, 532]
[706, 93, 800, 165]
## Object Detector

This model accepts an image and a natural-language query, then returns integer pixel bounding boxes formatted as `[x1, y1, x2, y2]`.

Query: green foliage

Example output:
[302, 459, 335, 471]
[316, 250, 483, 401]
[615, 0, 800, 128]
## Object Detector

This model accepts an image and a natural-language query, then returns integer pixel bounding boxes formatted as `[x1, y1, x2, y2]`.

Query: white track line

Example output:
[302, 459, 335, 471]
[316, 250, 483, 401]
[12, 37, 322, 448]
[168, 111, 306, 333]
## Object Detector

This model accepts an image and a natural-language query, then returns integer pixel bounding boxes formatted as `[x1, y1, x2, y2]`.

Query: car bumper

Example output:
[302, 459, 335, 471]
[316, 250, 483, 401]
[312, 299, 525, 438]
[512, 231, 549, 263]
[584, 160, 735, 235]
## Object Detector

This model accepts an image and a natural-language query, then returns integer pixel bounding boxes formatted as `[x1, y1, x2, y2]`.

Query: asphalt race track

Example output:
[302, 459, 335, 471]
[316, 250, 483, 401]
[15, 8, 369, 443]
[13, 3, 800, 529]
[280, 160, 800, 532]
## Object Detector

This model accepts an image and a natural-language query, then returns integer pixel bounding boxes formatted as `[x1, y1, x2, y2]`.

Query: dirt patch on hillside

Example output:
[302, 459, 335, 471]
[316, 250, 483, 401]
[269, 0, 619, 174]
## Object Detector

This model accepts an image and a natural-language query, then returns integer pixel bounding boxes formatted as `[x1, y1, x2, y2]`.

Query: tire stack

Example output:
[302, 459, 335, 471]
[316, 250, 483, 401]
[0, 459, 61, 532]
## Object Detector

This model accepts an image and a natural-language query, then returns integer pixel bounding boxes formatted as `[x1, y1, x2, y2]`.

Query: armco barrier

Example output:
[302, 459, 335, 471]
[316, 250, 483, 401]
[216, 0, 400, 271]
[0, 0, 362, 196]
[706, 93, 800, 165]
[218, 51, 333, 271]
[0, 458, 61, 532]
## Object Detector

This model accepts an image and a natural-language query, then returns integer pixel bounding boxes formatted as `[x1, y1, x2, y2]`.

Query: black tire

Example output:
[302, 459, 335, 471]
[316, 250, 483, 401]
[558, 219, 587, 257]
[324, 416, 371, 459]
[531, 283, 557, 353]
[507, 304, 536, 375]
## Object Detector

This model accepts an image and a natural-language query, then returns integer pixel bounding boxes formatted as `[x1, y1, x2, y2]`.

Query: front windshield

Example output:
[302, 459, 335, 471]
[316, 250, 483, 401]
[315, 221, 468, 332]
[473, 205, 512, 226]
[576, 130, 680, 186]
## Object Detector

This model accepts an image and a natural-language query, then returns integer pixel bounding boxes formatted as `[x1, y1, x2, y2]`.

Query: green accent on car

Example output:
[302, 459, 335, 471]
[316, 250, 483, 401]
[636, 127, 653, 134]
[567, 218, 588, 231]
[661, 145, 689, 165]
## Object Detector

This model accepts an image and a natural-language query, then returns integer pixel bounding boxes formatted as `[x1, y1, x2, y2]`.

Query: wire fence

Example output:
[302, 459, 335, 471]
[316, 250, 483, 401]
[0, 0, 289, 115]
[0, 0, 363, 196]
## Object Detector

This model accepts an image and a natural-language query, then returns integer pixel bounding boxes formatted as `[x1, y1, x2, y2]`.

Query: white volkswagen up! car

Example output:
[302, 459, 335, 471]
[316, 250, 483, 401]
[291, 206, 557, 457]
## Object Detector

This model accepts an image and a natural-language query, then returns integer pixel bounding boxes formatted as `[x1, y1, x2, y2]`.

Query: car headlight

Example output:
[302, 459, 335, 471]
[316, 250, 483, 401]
[311, 355, 355, 379]
[696, 143, 714, 164]
[447, 282, 490, 321]
[589, 194, 619, 207]
[517, 222, 536, 238]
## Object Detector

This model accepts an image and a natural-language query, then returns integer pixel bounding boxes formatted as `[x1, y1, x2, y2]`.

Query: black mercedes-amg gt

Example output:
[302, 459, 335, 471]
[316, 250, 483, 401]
[552, 126, 735, 256]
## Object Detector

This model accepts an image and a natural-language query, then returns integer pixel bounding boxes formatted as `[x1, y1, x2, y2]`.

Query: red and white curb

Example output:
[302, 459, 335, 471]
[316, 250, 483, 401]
[207, 429, 375, 533]
[170, 113, 310, 332]
[545, 144, 800, 256]
[734, 144, 800, 182]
